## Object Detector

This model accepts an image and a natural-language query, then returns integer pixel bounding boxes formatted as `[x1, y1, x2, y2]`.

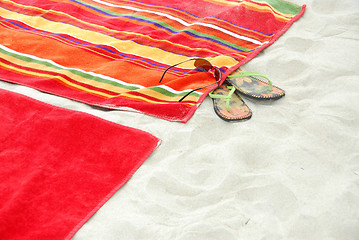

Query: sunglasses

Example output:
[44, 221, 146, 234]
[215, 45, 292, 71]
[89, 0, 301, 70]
[159, 58, 222, 102]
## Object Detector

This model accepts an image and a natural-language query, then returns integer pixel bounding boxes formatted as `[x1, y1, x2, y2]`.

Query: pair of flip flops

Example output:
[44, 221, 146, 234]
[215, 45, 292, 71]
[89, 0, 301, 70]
[209, 68, 285, 122]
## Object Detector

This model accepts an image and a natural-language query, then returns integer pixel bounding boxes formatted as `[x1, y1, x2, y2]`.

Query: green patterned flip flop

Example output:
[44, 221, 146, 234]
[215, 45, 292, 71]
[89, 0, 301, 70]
[209, 81, 252, 122]
[227, 68, 285, 100]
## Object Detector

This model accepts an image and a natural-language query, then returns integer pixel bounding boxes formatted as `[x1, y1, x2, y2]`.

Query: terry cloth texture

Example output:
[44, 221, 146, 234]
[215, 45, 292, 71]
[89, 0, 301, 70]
[0, 0, 305, 122]
[0, 89, 160, 240]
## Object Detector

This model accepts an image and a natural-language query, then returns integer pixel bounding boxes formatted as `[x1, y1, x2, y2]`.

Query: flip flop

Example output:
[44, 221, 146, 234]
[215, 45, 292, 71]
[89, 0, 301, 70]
[209, 81, 252, 122]
[227, 68, 285, 100]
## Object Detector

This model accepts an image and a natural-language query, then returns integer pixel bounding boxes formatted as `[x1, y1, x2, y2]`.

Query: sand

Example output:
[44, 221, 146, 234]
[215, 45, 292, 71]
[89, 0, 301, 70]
[1, 0, 358, 239]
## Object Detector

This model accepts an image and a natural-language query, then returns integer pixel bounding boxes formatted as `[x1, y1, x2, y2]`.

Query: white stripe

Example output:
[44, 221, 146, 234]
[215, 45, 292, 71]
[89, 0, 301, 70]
[90, 0, 265, 45]
[155, 85, 204, 95]
[0, 44, 204, 96]
[0, 44, 144, 88]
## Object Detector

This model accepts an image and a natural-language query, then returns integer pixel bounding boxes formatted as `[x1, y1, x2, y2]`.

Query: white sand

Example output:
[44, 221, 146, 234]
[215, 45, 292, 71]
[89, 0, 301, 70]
[1, 0, 358, 239]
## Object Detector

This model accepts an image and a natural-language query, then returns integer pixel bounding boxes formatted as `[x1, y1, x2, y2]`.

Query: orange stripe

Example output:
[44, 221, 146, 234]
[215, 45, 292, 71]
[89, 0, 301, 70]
[3, 0, 240, 57]
[0, 22, 166, 86]
[0, 58, 113, 98]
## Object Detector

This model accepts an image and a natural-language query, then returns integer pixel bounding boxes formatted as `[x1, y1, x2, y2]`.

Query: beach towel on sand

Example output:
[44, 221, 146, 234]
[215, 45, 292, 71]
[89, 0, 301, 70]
[0, 89, 160, 240]
[0, 0, 305, 122]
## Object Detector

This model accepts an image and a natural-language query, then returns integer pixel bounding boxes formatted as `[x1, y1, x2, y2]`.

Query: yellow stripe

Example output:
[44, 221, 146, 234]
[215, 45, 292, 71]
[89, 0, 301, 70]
[0, 50, 129, 93]
[1, 54, 199, 104]
[119, 91, 197, 107]
[0, 60, 114, 98]
[0, 5, 239, 67]
[0, 5, 184, 65]
[2, 0, 226, 59]
[135, 88, 200, 102]
[210, 55, 239, 68]
[0, 4, 240, 66]
[0, 50, 203, 102]
[201, 0, 245, 6]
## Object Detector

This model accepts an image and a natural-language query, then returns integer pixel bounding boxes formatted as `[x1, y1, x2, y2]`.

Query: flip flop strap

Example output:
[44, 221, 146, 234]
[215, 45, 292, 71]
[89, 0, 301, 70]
[228, 71, 273, 91]
[209, 86, 236, 112]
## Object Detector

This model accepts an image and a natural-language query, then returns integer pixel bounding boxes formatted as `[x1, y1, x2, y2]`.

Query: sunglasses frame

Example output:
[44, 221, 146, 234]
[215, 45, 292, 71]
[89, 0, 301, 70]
[158, 58, 222, 102]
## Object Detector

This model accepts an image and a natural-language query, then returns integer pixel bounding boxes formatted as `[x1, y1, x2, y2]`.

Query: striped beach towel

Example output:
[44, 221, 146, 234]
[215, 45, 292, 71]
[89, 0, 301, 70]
[0, 0, 305, 122]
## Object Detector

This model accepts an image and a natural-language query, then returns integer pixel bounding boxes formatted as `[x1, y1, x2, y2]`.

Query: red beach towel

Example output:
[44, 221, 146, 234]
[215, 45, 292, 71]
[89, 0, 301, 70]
[0, 89, 160, 239]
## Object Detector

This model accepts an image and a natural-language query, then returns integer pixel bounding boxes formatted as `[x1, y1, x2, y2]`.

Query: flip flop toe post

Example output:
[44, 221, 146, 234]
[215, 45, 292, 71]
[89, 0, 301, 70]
[209, 83, 252, 122]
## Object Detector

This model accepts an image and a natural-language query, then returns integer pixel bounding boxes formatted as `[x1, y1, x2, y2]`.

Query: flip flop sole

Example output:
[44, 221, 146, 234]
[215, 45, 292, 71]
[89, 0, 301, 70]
[211, 84, 252, 122]
[228, 69, 285, 100]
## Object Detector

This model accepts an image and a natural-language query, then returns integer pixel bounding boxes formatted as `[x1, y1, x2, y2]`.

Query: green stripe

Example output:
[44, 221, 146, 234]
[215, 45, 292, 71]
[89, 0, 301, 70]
[0, 46, 138, 90]
[74, 0, 253, 52]
[130, 15, 252, 52]
[252, 0, 302, 15]
[0, 45, 201, 98]
[148, 86, 201, 98]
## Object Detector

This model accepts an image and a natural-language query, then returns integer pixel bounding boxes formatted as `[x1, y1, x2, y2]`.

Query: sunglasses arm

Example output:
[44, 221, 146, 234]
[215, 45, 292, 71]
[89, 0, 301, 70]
[178, 72, 222, 102]
[158, 67, 171, 83]
[158, 58, 198, 83]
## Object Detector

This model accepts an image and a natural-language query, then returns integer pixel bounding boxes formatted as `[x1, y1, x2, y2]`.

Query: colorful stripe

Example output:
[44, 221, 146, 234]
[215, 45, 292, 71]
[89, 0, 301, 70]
[0, 44, 203, 102]
[0, 0, 305, 122]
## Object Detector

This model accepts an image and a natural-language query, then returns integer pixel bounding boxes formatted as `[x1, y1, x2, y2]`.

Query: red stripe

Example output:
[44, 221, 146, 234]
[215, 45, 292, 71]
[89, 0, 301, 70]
[0, 18, 178, 72]
[125, 91, 197, 105]
[3, 0, 262, 56]
[0, 57, 120, 97]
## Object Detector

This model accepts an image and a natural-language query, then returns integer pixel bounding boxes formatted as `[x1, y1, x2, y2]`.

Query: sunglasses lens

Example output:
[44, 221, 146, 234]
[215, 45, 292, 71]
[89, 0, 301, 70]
[194, 59, 212, 71]
[213, 68, 221, 81]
